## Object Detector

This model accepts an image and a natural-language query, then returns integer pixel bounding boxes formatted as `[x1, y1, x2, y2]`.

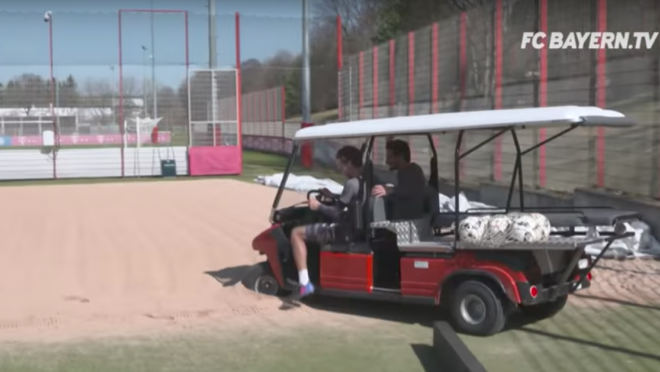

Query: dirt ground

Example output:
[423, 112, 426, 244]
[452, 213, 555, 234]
[0, 179, 658, 345]
[0, 179, 339, 344]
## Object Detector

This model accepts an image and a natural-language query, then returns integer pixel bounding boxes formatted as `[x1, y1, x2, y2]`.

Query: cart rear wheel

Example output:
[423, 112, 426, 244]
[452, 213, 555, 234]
[449, 280, 507, 336]
[520, 295, 568, 320]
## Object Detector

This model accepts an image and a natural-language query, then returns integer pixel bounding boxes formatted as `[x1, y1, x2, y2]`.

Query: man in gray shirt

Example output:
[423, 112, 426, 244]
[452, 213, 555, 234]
[290, 146, 364, 298]
[372, 139, 427, 219]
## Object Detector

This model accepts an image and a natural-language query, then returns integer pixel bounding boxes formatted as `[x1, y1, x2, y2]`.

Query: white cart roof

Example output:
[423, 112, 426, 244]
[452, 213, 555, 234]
[293, 106, 634, 141]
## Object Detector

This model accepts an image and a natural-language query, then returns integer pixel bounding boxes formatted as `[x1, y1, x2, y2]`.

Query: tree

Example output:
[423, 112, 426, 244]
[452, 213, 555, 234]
[58, 75, 79, 107]
[284, 55, 303, 116]
[1, 74, 50, 115]
[370, 0, 453, 43]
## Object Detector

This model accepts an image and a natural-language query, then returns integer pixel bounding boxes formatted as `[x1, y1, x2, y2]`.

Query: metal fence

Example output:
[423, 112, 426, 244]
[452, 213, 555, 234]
[0, 10, 246, 179]
[336, 0, 660, 199]
[240, 87, 298, 155]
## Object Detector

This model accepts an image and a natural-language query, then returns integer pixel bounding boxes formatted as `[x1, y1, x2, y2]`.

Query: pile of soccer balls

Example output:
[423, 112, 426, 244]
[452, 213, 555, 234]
[458, 213, 551, 244]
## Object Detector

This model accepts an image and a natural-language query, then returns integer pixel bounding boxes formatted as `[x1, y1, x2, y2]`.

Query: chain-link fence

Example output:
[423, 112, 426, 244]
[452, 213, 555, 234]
[0, 10, 204, 179]
[333, 0, 660, 200]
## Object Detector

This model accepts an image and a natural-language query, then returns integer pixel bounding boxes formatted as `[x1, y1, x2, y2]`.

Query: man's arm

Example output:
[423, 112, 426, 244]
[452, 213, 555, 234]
[317, 179, 359, 220]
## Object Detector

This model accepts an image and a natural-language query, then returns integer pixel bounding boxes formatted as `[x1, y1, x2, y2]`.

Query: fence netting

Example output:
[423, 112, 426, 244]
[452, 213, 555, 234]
[335, 0, 660, 199]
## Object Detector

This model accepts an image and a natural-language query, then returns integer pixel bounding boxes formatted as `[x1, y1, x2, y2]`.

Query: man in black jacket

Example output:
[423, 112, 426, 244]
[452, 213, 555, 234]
[372, 139, 427, 219]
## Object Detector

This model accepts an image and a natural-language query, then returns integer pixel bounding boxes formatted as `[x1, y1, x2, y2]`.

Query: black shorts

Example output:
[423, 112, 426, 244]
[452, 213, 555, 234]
[303, 223, 337, 244]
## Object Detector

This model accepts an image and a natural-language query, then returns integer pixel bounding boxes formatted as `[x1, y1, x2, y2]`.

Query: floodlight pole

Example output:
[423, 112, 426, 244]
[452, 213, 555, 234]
[45, 10, 57, 179]
[209, 0, 217, 67]
[150, 0, 157, 120]
[142, 45, 148, 117]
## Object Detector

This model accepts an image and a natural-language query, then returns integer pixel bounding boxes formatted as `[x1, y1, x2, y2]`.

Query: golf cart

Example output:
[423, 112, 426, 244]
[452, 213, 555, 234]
[251, 106, 639, 336]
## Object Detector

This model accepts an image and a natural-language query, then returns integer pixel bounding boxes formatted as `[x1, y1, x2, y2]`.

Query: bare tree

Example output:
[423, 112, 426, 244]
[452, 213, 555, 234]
[2, 74, 50, 115]
[459, 0, 528, 110]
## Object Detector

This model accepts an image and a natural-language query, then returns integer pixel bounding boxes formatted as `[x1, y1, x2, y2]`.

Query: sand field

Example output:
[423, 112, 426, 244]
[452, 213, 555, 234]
[0, 179, 658, 344]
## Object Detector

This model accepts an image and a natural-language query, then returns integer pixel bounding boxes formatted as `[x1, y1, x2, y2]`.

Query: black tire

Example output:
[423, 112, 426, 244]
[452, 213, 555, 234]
[249, 262, 290, 297]
[520, 295, 568, 320]
[449, 280, 508, 336]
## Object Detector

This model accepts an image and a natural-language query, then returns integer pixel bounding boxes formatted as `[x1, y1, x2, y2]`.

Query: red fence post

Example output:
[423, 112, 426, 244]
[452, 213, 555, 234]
[432, 24, 439, 114]
[372, 45, 379, 162]
[337, 15, 343, 121]
[301, 122, 313, 168]
[539, 0, 548, 187]
[257, 90, 262, 134]
[408, 31, 415, 158]
[281, 86, 286, 152]
[493, 0, 503, 182]
[596, 0, 607, 188]
[389, 40, 395, 119]
[235, 12, 243, 174]
[358, 51, 364, 120]
[431, 23, 439, 146]
[408, 32, 415, 117]
[373, 46, 379, 120]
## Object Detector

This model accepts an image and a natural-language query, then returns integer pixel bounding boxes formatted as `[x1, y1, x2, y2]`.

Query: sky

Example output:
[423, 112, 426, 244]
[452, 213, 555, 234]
[0, 0, 304, 89]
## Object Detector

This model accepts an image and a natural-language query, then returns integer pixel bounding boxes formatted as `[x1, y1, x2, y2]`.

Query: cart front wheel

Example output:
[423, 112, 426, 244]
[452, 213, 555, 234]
[248, 262, 281, 296]
[449, 280, 508, 336]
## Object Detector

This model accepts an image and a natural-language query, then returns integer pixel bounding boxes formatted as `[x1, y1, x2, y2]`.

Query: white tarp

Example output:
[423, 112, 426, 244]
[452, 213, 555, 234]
[255, 173, 660, 259]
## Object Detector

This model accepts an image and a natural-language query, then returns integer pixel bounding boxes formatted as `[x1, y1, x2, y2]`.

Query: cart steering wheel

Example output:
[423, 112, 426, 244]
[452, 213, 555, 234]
[306, 189, 337, 206]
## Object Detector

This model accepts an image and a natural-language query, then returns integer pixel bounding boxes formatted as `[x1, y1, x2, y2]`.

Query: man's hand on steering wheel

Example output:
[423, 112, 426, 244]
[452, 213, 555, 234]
[306, 189, 337, 209]
[308, 196, 321, 211]
[319, 187, 335, 198]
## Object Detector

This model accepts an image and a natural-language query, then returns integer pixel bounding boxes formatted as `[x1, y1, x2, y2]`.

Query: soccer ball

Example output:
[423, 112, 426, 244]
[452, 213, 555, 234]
[484, 214, 513, 244]
[529, 212, 551, 240]
[458, 216, 487, 242]
[507, 213, 551, 242]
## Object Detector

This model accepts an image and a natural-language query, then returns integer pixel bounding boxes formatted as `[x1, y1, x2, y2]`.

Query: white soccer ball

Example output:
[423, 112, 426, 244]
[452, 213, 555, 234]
[507, 213, 551, 242]
[458, 216, 487, 241]
[507, 213, 539, 242]
[484, 214, 513, 244]
[529, 212, 551, 241]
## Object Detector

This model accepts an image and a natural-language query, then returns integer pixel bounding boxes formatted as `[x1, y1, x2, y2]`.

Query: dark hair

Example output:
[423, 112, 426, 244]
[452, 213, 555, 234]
[335, 146, 363, 167]
[386, 139, 411, 162]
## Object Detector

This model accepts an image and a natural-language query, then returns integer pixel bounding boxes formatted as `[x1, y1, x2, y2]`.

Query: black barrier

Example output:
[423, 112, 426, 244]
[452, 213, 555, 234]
[431, 321, 488, 372]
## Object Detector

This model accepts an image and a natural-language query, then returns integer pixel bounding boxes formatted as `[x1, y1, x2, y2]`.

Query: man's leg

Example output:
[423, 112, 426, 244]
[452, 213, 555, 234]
[290, 226, 310, 287]
[290, 223, 335, 297]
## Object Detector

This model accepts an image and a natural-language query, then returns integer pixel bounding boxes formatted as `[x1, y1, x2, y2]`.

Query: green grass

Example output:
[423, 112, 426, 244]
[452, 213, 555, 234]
[1, 298, 658, 372]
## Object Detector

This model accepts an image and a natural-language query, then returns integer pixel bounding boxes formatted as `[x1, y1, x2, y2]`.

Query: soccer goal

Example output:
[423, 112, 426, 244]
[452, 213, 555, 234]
[123, 116, 174, 177]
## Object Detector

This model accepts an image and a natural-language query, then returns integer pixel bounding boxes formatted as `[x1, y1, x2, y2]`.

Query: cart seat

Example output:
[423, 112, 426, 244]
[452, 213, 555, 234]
[370, 217, 434, 245]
